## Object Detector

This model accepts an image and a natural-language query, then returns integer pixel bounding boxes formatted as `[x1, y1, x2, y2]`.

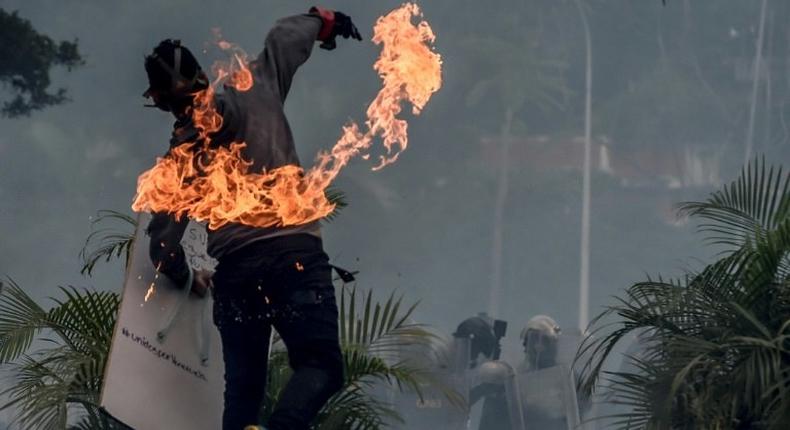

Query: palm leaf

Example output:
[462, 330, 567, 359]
[1, 354, 70, 430]
[79, 210, 137, 276]
[323, 187, 348, 222]
[263, 286, 459, 429]
[0, 278, 48, 363]
[47, 287, 119, 357]
[316, 383, 398, 430]
[0, 282, 120, 429]
[679, 157, 790, 251]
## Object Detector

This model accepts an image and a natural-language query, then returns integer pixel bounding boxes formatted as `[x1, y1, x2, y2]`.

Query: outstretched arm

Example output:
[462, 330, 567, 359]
[254, 7, 362, 102]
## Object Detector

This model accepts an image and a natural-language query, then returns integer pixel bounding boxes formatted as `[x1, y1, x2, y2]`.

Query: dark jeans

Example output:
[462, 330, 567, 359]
[211, 234, 344, 430]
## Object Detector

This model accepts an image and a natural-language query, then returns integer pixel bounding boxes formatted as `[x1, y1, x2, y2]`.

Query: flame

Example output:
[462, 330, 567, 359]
[212, 28, 253, 92]
[132, 3, 442, 229]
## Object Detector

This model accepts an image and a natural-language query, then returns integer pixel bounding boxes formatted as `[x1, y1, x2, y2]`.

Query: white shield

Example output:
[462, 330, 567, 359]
[100, 213, 224, 430]
[385, 370, 469, 430]
[512, 364, 581, 430]
[376, 337, 471, 429]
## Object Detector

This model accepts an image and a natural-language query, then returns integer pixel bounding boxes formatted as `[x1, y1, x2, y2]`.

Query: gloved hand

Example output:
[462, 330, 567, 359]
[318, 11, 362, 50]
[190, 269, 213, 298]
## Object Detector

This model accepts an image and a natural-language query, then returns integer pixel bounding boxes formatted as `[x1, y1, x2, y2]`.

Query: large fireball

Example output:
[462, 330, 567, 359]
[132, 3, 442, 230]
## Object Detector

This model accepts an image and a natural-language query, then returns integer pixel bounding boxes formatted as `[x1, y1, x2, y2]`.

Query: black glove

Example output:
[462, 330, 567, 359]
[320, 11, 362, 50]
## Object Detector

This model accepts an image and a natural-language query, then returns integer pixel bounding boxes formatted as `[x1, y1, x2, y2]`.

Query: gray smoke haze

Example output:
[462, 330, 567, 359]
[2, 1, 789, 409]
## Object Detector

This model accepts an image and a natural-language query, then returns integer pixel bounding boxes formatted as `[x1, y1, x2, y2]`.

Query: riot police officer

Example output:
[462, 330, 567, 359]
[514, 315, 582, 430]
[452, 314, 515, 430]
[519, 315, 562, 372]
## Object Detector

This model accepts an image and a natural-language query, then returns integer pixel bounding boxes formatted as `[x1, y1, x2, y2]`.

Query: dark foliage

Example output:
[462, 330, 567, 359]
[577, 159, 790, 429]
[0, 8, 84, 117]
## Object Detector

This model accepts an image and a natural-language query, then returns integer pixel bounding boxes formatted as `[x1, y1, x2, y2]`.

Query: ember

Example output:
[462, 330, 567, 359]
[144, 262, 162, 302]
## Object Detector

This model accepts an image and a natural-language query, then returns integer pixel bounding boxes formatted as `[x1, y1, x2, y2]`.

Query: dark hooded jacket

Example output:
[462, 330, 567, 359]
[147, 13, 328, 286]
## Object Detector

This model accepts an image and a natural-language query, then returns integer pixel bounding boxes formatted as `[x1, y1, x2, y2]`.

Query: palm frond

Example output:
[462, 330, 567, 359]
[68, 405, 124, 430]
[679, 157, 790, 251]
[79, 210, 137, 276]
[1, 354, 70, 430]
[263, 286, 458, 429]
[578, 159, 790, 429]
[47, 287, 119, 357]
[338, 286, 465, 418]
[260, 348, 292, 422]
[0, 282, 120, 429]
[323, 187, 348, 222]
[0, 278, 48, 363]
[316, 383, 399, 430]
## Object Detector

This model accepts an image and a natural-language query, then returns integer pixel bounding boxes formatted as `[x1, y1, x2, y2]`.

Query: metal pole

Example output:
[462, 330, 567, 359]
[575, 0, 593, 334]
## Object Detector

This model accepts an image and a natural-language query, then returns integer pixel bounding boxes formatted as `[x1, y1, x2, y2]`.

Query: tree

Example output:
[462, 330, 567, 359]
[0, 281, 121, 430]
[590, 1, 762, 150]
[0, 8, 83, 117]
[577, 159, 790, 429]
[459, 1, 570, 316]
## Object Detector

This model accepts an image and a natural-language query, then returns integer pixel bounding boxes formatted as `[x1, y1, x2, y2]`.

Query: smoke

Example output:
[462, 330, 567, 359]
[2, 0, 786, 374]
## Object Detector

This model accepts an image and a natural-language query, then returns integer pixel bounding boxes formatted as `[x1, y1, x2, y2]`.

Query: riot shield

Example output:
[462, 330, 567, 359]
[557, 329, 599, 430]
[101, 213, 224, 430]
[470, 359, 525, 430]
[380, 336, 471, 429]
[387, 375, 469, 429]
[503, 367, 526, 430]
[513, 364, 581, 430]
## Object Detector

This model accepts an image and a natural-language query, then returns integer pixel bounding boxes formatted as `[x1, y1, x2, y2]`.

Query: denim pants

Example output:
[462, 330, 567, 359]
[211, 234, 344, 430]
